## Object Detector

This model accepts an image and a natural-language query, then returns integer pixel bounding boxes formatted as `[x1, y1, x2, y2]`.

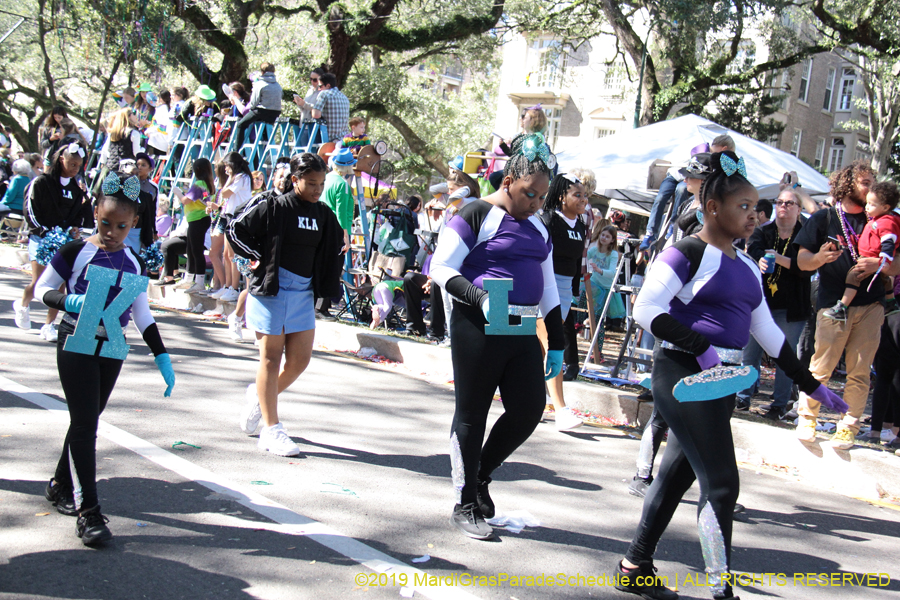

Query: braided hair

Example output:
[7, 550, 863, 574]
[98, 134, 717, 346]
[542, 173, 581, 212]
[698, 151, 753, 213]
[290, 152, 327, 180]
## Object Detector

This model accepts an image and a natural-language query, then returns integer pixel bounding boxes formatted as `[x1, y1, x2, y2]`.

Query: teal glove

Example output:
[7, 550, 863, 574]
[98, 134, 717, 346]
[154, 353, 175, 397]
[545, 349, 564, 381]
[64, 294, 85, 314]
[481, 296, 490, 323]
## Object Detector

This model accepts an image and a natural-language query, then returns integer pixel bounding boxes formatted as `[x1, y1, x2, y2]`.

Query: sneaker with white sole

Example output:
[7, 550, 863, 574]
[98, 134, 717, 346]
[555, 406, 583, 431]
[218, 288, 239, 302]
[228, 312, 243, 342]
[257, 422, 300, 456]
[831, 427, 856, 450]
[40, 323, 58, 342]
[239, 384, 262, 434]
[13, 299, 30, 330]
[185, 281, 206, 294]
[796, 417, 818, 442]
[174, 277, 195, 290]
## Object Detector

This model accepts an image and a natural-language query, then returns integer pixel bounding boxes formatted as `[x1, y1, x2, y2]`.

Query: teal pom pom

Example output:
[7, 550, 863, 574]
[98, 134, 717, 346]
[140, 241, 164, 271]
[36, 227, 73, 266]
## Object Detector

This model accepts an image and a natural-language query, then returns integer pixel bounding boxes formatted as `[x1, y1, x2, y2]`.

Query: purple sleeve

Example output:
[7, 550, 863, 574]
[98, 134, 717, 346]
[655, 246, 691, 285]
[446, 213, 477, 250]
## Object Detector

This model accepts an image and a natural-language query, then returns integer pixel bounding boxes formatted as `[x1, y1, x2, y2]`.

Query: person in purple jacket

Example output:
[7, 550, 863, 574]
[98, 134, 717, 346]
[612, 152, 848, 600]
[431, 137, 562, 541]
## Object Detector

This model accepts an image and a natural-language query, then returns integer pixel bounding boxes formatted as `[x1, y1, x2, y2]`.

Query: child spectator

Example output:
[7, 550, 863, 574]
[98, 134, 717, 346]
[825, 181, 900, 321]
[339, 117, 371, 156]
[156, 195, 173, 238]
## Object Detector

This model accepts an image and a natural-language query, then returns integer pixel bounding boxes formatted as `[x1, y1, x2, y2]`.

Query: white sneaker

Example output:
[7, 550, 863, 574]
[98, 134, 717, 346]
[239, 384, 262, 434]
[208, 287, 227, 299]
[185, 281, 206, 294]
[219, 288, 239, 302]
[555, 406, 583, 431]
[40, 323, 59, 343]
[228, 312, 243, 342]
[257, 423, 300, 456]
[13, 300, 30, 330]
[174, 277, 195, 290]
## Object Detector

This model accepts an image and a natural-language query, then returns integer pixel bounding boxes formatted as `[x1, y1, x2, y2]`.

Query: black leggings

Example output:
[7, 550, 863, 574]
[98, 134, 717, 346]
[635, 404, 668, 479]
[872, 312, 900, 431]
[161, 235, 187, 278]
[186, 216, 210, 276]
[54, 324, 124, 510]
[626, 348, 739, 595]
[449, 302, 545, 504]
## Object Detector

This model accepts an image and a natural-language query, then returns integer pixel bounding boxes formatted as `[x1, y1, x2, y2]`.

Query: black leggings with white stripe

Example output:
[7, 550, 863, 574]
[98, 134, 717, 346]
[54, 323, 123, 510]
[449, 302, 545, 504]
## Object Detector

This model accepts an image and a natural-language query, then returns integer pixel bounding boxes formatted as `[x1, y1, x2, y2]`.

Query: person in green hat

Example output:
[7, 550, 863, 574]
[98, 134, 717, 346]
[176, 85, 218, 128]
[133, 83, 155, 131]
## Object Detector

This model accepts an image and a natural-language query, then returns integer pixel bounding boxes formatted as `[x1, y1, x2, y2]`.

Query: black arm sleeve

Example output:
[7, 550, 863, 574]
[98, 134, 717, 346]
[773, 339, 820, 394]
[648, 313, 712, 355]
[444, 274, 488, 308]
[745, 225, 768, 261]
[140, 323, 167, 356]
[544, 304, 565, 351]
[42, 290, 67, 311]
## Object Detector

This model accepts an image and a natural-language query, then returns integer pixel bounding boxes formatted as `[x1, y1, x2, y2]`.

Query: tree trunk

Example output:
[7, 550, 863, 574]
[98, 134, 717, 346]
[356, 102, 449, 177]
[870, 101, 900, 175]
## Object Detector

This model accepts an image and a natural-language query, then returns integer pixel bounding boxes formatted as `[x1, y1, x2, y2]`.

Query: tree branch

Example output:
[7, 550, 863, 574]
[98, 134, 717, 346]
[355, 101, 449, 177]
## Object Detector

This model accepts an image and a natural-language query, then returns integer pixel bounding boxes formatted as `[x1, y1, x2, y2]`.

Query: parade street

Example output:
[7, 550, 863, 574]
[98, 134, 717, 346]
[1, 269, 898, 600]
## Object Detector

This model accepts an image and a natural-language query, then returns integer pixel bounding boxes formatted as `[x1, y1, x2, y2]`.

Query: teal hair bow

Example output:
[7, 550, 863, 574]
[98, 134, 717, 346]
[101, 172, 141, 202]
[720, 154, 747, 179]
[520, 133, 557, 169]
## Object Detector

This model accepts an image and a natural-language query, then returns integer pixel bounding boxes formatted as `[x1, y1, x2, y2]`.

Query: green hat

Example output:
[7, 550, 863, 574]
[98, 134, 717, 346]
[138, 82, 152, 92]
[195, 85, 216, 101]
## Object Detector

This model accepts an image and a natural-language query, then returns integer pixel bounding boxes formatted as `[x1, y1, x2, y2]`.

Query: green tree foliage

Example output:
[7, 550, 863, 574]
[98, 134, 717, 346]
[701, 91, 785, 142]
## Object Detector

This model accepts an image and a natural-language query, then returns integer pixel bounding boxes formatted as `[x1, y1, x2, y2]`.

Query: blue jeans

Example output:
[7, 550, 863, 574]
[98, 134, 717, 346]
[736, 309, 806, 408]
[645, 176, 689, 241]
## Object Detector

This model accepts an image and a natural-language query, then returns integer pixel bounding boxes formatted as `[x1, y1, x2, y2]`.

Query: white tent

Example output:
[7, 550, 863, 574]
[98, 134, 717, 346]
[556, 114, 831, 203]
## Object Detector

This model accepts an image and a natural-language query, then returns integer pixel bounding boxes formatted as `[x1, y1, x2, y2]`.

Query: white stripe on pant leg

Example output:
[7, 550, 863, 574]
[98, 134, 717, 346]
[0, 375, 480, 600]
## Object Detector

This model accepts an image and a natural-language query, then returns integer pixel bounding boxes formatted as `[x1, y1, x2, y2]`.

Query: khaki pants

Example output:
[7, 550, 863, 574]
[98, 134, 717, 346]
[798, 303, 884, 433]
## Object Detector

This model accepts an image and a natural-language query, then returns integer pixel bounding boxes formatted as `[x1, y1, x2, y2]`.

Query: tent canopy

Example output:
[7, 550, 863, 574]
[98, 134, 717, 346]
[556, 114, 831, 200]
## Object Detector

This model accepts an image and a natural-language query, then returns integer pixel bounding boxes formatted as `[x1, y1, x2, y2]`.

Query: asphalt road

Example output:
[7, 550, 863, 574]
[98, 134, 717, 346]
[0, 269, 898, 600]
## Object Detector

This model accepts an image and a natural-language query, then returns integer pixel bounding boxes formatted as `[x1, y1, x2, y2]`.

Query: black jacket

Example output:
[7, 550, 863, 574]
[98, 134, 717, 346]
[227, 190, 343, 298]
[746, 218, 811, 322]
[24, 173, 85, 237]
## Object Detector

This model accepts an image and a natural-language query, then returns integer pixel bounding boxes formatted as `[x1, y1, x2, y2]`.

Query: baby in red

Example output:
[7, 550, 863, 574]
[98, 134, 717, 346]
[825, 181, 900, 321]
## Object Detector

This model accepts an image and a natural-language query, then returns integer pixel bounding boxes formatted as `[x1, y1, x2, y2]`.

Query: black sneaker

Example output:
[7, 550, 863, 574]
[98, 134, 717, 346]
[733, 503, 745, 514]
[637, 390, 654, 402]
[44, 478, 78, 516]
[76, 505, 112, 546]
[760, 406, 786, 421]
[476, 479, 495, 519]
[628, 475, 653, 498]
[614, 560, 678, 599]
[562, 364, 579, 381]
[824, 301, 848, 322]
[449, 503, 493, 540]
[886, 298, 900, 316]
[734, 398, 751, 412]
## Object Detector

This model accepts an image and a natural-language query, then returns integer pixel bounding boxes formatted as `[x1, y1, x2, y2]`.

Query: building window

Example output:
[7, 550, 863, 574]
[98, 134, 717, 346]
[532, 39, 567, 89]
[838, 68, 855, 111]
[823, 67, 836, 111]
[814, 138, 825, 168]
[594, 127, 615, 138]
[602, 61, 625, 91]
[829, 147, 844, 172]
[544, 107, 562, 150]
[798, 59, 812, 103]
[767, 131, 781, 149]
[790, 129, 802, 156]
[780, 71, 790, 110]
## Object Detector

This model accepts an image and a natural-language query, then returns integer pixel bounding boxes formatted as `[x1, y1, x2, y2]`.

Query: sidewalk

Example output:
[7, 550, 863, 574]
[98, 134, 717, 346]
[2, 242, 899, 504]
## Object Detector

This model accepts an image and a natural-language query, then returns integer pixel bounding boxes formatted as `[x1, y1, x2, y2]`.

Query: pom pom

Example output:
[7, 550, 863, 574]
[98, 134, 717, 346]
[140, 241, 164, 272]
[36, 227, 73, 266]
[233, 256, 254, 278]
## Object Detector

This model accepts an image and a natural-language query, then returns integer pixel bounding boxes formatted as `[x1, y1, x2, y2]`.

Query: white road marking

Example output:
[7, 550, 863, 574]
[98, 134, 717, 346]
[0, 375, 480, 600]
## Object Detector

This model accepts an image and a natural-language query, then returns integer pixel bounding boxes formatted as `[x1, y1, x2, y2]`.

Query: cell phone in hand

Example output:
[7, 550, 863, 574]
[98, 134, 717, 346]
[781, 172, 792, 185]
[827, 235, 844, 248]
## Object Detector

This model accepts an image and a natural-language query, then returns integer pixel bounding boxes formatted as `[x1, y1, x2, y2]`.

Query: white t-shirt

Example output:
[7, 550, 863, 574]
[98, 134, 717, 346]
[223, 173, 252, 215]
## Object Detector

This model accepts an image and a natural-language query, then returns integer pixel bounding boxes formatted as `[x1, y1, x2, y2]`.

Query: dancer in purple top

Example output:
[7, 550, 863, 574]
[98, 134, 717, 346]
[612, 152, 848, 600]
[431, 136, 562, 540]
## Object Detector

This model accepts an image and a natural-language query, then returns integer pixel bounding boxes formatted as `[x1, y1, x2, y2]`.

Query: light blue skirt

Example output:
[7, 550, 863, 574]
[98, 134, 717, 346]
[247, 267, 315, 335]
[125, 228, 142, 255]
[555, 272, 574, 321]
[27, 235, 42, 262]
